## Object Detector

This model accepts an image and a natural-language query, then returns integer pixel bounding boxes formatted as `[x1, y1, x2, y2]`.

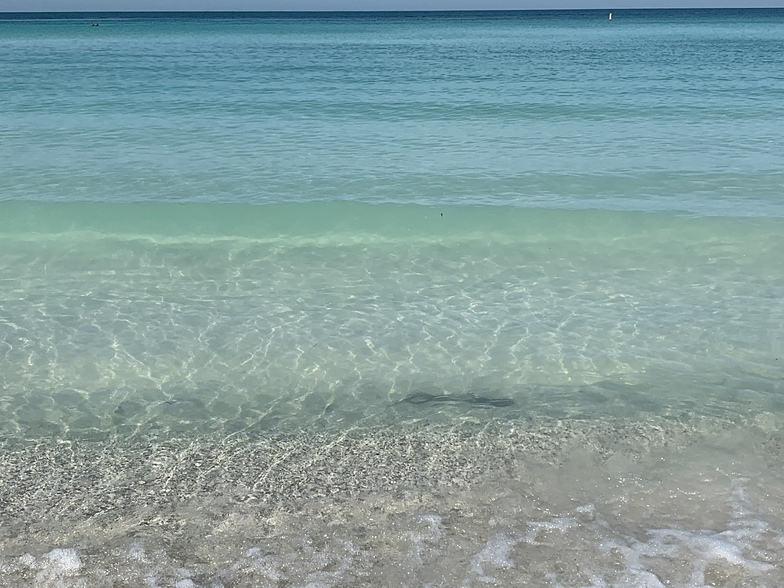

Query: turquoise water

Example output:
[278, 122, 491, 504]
[1, 10, 784, 587]
[3, 10, 783, 214]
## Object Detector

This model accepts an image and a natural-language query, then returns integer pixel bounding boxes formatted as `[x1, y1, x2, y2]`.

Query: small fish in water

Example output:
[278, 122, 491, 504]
[400, 392, 514, 408]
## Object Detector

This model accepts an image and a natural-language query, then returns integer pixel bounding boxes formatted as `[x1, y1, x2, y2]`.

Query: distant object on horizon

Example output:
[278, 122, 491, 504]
[609, 12, 613, 21]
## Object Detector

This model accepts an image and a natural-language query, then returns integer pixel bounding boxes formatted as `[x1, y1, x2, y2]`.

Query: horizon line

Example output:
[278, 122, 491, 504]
[3, 6, 783, 12]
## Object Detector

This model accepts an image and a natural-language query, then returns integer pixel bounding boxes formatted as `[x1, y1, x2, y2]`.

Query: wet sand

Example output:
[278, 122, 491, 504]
[2, 412, 784, 586]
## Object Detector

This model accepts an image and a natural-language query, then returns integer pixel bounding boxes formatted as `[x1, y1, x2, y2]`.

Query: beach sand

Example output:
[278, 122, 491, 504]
[2, 412, 784, 586]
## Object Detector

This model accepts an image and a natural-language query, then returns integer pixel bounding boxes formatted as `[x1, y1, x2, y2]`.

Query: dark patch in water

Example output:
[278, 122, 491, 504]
[400, 392, 514, 408]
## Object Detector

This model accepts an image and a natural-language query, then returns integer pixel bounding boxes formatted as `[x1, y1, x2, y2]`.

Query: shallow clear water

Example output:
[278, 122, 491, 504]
[1, 9, 783, 587]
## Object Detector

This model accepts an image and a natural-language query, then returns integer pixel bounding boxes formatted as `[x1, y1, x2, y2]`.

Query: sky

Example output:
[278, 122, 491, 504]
[3, 0, 784, 10]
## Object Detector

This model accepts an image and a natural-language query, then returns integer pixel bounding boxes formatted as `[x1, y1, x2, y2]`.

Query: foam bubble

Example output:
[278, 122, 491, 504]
[22, 548, 83, 588]
[407, 513, 444, 563]
[466, 532, 522, 584]
[592, 480, 781, 587]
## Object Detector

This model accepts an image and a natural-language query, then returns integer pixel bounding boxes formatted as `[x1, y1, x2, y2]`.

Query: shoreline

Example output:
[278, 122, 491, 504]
[2, 411, 776, 540]
[1, 412, 783, 585]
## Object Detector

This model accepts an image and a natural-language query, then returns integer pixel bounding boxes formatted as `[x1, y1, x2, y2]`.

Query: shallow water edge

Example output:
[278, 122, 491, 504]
[2, 412, 784, 587]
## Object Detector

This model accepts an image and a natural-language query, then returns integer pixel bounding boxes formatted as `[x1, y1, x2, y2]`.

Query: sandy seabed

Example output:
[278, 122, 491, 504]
[2, 413, 784, 587]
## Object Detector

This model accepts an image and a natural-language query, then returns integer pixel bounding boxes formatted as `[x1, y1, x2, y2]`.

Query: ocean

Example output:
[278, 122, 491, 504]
[1, 9, 783, 587]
